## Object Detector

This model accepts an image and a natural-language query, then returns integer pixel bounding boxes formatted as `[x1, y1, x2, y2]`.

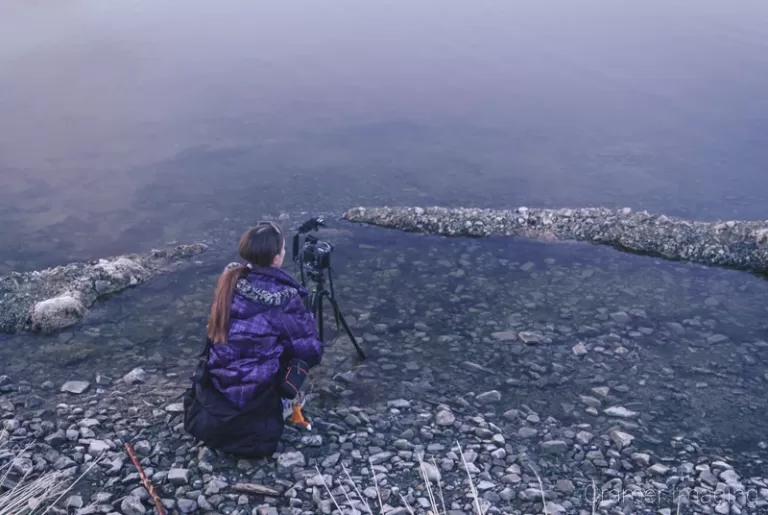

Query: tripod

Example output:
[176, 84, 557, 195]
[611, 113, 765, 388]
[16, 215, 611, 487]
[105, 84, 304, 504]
[305, 267, 366, 360]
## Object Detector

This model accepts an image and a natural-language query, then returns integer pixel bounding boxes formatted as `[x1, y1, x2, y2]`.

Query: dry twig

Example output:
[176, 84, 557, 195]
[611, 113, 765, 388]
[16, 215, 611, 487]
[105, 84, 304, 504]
[124, 442, 166, 515]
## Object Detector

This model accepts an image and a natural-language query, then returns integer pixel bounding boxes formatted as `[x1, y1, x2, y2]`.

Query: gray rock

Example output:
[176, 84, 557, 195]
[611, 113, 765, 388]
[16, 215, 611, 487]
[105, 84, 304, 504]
[610, 312, 631, 324]
[134, 440, 152, 456]
[518, 427, 538, 439]
[61, 381, 90, 394]
[205, 477, 228, 495]
[88, 440, 111, 457]
[345, 414, 362, 426]
[45, 430, 67, 447]
[123, 368, 146, 385]
[419, 461, 441, 483]
[518, 331, 543, 345]
[387, 399, 410, 409]
[631, 453, 651, 467]
[648, 464, 670, 476]
[699, 470, 719, 487]
[370, 452, 393, 465]
[609, 430, 635, 449]
[556, 479, 575, 494]
[572, 342, 588, 356]
[604, 406, 639, 419]
[575, 431, 594, 445]
[168, 468, 190, 486]
[491, 331, 518, 341]
[476, 390, 501, 404]
[277, 451, 306, 470]
[435, 410, 456, 426]
[66, 496, 84, 509]
[165, 403, 184, 413]
[322, 453, 340, 468]
[120, 496, 146, 515]
[541, 440, 568, 455]
[177, 499, 197, 513]
[545, 502, 567, 514]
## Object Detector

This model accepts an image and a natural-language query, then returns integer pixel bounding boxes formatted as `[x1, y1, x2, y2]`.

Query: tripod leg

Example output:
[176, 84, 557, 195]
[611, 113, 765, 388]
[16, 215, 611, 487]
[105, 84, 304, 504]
[326, 294, 366, 360]
[312, 290, 324, 343]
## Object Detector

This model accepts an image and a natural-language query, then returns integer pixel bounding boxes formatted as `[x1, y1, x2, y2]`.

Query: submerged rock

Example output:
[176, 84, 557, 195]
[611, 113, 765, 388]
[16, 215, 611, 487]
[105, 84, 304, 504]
[0, 243, 207, 334]
[342, 205, 768, 275]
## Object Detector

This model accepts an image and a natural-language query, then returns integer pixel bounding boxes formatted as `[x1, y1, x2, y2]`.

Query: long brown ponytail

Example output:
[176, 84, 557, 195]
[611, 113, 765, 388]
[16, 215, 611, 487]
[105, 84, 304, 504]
[206, 222, 284, 344]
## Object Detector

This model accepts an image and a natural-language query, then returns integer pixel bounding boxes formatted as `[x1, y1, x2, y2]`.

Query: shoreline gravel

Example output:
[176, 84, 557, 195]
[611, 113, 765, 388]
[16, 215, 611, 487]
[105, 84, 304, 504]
[2, 369, 767, 515]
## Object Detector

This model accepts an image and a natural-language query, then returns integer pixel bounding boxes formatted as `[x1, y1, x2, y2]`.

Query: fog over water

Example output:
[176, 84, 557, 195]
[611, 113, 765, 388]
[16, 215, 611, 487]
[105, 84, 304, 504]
[1, 0, 767, 269]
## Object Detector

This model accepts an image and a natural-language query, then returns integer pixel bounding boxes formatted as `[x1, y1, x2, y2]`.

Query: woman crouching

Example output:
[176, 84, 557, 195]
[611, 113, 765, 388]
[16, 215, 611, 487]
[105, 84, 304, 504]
[183, 222, 324, 457]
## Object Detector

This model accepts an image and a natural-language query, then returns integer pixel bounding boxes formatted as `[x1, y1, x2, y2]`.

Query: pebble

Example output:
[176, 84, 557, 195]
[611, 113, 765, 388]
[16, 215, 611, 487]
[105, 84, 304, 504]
[277, 451, 306, 470]
[604, 406, 639, 419]
[123, 368, 147, 385]
[168, 468, 191, 486]
[572, 342, 588, 356]
[88, 440, 111, 457]
[120, 496, 146, 515]
[61, 381, 90, 394]
[435, 410, 456, 426]
[165, 403, 184, 413]
[609, 429, 635, 449]
[541, 440, 568, 455]
[518, 331, 543, 344]
[475, 390, 501, 404]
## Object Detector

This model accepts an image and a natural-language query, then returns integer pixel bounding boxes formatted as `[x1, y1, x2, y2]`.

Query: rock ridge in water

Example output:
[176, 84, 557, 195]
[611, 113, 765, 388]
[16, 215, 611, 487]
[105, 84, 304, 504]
[343, 205, 768, 275]
[0, 243, 207, 334]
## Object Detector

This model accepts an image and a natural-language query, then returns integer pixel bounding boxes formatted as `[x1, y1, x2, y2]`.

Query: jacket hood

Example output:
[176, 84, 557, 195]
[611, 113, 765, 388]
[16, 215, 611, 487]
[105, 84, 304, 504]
[224, 263, 308, 312]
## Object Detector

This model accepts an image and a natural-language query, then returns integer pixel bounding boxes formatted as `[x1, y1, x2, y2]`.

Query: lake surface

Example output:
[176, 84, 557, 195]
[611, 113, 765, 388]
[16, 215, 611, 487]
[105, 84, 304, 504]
[2, 0, 768, 473]
[2, 0, 768, 271]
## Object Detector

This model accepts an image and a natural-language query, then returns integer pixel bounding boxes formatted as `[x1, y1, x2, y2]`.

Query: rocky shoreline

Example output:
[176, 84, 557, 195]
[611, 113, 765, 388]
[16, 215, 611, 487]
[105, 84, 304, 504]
[2, 369, 767, 515]
[0, 243, 207, 334]
[342, 206, 768, 276]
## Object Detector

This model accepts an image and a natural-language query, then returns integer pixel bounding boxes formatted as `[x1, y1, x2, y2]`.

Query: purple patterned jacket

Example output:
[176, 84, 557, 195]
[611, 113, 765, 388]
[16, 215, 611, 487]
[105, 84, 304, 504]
[206, 264, 324, 408]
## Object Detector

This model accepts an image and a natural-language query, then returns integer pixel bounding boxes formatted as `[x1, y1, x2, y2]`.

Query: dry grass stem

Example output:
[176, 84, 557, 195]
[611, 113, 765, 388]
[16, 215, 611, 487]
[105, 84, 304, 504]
[341, 463, 372, 514]
[0, 445, 105, 515]
[314, 466, 343, 515]
[430, 457, 447, 515]
[456, 441, 484, 515]
[527, 463, 548, 515]
[397, 492, 416, 515]
[370, 458, 384, 513]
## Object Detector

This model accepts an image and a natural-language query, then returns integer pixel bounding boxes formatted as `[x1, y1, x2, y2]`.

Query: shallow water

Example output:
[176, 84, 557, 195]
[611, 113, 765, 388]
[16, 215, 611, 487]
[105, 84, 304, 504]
[3, 221, 768, 473]
[2, 0, 768, 477]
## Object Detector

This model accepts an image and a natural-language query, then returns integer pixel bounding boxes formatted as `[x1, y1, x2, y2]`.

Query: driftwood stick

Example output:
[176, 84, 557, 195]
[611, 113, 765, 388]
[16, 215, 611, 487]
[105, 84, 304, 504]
[124, 442, 166, 515]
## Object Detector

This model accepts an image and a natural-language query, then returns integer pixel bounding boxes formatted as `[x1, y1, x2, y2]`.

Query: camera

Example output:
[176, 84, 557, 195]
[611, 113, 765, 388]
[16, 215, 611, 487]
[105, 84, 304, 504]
[292, 217, 333, 277]
[300, 235, 333, 271]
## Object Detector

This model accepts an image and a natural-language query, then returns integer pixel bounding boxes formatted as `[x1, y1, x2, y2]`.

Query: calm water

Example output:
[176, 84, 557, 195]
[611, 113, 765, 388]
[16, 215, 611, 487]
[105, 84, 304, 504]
[2, 0, 768, 472]
[2, 0, 768, 271]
